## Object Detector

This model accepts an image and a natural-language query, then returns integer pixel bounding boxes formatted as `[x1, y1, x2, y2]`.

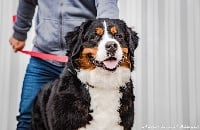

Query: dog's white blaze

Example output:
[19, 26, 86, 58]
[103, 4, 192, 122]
[77, 67, 130, 130]
[95, 21, 123, 62]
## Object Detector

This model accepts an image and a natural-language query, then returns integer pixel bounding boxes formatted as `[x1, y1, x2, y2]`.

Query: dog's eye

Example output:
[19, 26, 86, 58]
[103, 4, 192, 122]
[115, 34, 123, 40]
[90, 35, 100, 41]
[83, 35, 89, 41]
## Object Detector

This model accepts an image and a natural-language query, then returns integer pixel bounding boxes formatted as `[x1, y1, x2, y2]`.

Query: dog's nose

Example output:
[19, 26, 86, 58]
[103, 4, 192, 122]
[105, 41, 118, 53]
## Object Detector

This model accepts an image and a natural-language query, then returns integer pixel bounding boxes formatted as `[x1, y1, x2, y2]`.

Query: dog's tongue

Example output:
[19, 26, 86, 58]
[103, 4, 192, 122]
[103, 60, 118, 69]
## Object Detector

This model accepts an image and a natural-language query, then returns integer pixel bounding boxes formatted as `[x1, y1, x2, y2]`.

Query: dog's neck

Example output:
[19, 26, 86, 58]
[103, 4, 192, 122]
[77, 67, 131, 89]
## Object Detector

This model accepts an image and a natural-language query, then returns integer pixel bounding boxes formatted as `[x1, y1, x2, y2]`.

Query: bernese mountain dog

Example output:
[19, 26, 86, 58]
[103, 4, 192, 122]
[31, 18, 139, 130]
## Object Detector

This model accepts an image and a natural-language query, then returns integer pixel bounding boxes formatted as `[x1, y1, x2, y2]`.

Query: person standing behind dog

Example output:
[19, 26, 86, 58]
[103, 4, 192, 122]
[9, 0, 119, 129]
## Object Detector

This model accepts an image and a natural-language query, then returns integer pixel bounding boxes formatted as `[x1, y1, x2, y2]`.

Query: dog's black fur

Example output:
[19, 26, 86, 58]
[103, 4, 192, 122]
[31, 18, 138, 130]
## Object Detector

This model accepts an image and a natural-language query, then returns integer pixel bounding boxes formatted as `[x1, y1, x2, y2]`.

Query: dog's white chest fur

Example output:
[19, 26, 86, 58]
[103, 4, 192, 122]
[79, 87, 123, 130]
[78, 67, 130, 130]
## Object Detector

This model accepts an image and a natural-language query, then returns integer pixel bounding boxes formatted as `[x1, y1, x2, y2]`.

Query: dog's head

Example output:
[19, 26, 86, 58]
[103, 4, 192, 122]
[65, 18, 138, 72]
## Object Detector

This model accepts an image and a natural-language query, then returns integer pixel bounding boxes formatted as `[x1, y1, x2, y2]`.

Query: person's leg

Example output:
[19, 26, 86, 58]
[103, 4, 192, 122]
[16, 57, 64, 130]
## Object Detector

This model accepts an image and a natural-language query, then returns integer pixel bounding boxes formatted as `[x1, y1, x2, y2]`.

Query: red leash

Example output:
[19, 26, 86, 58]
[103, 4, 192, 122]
[20, 50, 68, 63]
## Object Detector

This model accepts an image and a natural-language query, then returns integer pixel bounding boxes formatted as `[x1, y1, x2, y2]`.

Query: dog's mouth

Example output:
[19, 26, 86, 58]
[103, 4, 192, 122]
[103, 57, 118, 70]
[88, 55, 122, 71]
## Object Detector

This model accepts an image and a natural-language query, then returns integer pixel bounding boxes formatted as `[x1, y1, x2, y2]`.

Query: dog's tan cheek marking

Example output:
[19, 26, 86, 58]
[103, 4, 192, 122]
[121, 47, 128, 54]
[79, 47, 98, 70]
[120, 47, 131, 69]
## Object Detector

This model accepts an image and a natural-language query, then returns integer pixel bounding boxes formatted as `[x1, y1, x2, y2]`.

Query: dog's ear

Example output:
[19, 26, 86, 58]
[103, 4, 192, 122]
[126, 27, 139, 71]
[65, 20, 93, 58]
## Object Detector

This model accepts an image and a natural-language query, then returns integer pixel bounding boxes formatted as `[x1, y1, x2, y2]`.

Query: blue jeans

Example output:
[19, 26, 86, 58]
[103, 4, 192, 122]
[16, 57, 64, 130]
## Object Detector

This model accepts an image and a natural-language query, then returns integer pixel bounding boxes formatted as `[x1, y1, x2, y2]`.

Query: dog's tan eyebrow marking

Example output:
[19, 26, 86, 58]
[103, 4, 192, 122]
[110, 26, 118, 34]
[96, 27, 104, 35]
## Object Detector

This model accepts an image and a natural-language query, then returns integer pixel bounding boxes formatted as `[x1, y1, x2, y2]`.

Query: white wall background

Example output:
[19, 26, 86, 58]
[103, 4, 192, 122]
[0, 0, 200, 130]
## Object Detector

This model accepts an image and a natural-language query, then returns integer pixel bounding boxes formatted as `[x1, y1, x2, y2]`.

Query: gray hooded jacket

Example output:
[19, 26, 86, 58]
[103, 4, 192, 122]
[13, 0, 119, 66]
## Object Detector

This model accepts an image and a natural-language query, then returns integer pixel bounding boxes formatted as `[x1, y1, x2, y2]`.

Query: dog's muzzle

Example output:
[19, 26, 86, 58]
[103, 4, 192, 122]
[88, 54, 125, 71]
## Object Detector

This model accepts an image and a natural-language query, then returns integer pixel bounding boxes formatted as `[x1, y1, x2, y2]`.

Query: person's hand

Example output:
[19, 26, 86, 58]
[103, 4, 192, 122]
[9, 37, 25, 52]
